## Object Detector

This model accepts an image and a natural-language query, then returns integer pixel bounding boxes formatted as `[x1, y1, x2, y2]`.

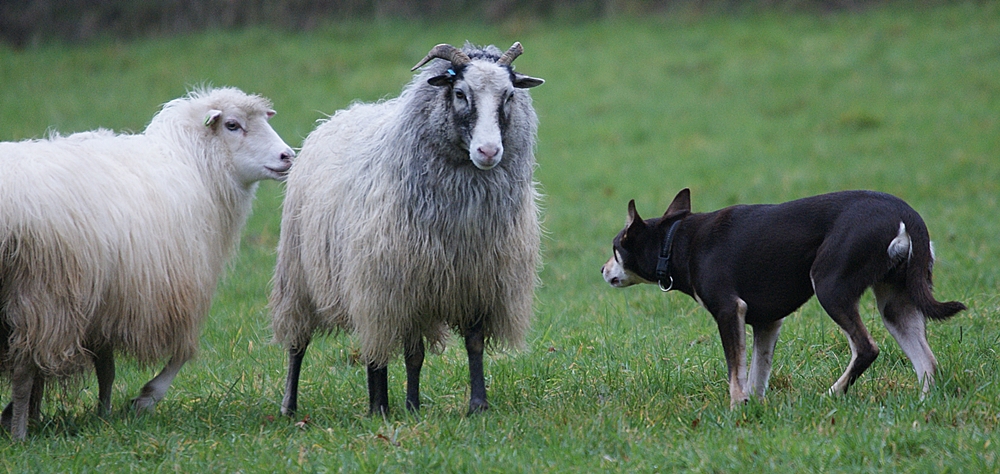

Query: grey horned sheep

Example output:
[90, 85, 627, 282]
[270, 42, 544, 416]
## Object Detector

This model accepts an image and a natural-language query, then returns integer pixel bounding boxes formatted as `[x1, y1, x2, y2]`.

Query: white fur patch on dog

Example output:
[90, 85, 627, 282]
[602, 251, 652, 287]
[887, 221, 911, 262]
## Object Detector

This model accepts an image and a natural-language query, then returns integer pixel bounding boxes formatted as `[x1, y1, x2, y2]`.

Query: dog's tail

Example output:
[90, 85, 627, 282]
[899, 221, 967, 321]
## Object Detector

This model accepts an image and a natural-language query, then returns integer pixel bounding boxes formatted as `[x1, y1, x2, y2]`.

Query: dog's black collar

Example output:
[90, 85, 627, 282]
[656, 220, 682, 292]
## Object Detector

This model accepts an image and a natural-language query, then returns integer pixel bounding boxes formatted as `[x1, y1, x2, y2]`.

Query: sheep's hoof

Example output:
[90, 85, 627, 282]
[130, 397, 157, 414]
[467, 399, 489, 415]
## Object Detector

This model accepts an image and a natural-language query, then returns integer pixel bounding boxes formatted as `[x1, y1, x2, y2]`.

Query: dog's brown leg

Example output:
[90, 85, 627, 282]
[747, 319, 782, 399]
[814, 281, 879, 395]
[812, 232, 891, 395]
[874, 283, 938, 395]
[715, 297, 749, 408]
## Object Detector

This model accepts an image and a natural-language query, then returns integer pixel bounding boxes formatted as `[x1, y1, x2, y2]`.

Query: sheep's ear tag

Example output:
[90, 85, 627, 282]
[204, 110, 223, 128]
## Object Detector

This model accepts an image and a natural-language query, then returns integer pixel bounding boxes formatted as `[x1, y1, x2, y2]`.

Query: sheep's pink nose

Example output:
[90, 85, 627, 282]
[478, 145, 499, 159]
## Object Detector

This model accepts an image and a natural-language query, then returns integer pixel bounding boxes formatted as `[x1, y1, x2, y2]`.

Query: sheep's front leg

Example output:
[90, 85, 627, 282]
[3, 363, 38, 440]
[28, 375, 44, 423]
[91, 343, 115, 416]
[404, 338, 425, 412]
[281, 342, 309, 417]
[367, 364, 389, 416]
[2, 369, 44, 434]
[131, 356, 187, 412]
[464, 319, 488, 414]
[1, 376, 44, 433]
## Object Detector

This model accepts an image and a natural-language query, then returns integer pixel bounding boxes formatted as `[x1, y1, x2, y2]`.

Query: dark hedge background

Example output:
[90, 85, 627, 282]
[1, 0, 899, 48]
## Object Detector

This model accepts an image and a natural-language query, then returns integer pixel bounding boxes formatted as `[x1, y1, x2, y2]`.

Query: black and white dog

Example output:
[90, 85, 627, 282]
[602, 188, 965, 407]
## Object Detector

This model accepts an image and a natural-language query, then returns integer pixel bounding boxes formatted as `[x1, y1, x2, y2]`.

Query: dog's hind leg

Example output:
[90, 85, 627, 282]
[715, 297, 750, 408]
[874, 283, 938, 396]
[812, 277, 879, 395]
[747, 319, 783, 399]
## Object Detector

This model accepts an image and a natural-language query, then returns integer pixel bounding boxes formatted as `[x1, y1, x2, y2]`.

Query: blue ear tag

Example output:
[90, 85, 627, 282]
[447, 68, 456, 77]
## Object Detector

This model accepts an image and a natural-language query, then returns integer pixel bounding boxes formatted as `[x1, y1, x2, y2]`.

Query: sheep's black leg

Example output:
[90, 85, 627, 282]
[3, 372, 45, 429]
[131, 356, 188, 412]
[91, 343, 115, 416]
[464, 319, 488, 414]
[404, 338, 425, 412]
[27, 375, 44, 423]
[367, 363, 389, 416]
[7, 363, 36, 440]
[281, 342, 309, 417]
[0, 402, 9, 430]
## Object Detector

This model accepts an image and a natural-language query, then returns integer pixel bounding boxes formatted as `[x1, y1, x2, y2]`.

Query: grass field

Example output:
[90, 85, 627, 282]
[1, 2, 999, 471]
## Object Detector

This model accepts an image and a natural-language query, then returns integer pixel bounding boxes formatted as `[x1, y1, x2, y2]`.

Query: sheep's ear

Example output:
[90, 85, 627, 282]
[428, 67, 458, 87]
[266, 109, 276, 119]
[204, 109, 223, 128]
[663, 188, 691, 220]
[428, 75, 452, 87]
[513, 73, 544, 89]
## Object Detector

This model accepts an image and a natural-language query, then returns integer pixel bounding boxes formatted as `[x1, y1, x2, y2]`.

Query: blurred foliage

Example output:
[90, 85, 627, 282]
[1, 0, 903, 48]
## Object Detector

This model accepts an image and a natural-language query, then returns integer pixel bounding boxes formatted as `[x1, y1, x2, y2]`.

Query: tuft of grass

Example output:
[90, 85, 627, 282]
[1, 2, 999, 471]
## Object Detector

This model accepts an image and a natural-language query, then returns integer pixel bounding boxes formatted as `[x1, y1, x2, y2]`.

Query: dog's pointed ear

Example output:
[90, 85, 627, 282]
[626, 199, 641, 227]
[663, 188, 691, 219]
[623, 199, 645, 239]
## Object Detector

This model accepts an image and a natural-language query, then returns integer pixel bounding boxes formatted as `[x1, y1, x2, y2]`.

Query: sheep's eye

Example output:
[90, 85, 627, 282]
[454, 90, 466, 101]
[224, 121, 241, 132]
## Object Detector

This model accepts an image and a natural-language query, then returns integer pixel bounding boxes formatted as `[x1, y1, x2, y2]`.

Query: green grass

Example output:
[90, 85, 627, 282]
[2, 2, 999, 471]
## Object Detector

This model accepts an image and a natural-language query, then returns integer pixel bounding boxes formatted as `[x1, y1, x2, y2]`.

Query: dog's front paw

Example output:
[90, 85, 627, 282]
[826, 381, 850, 397]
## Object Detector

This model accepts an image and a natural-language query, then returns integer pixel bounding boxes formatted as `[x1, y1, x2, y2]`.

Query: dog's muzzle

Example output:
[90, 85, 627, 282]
[602, 255, 645, 287]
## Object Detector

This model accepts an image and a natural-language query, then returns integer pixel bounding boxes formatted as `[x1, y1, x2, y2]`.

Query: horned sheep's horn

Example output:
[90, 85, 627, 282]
[411, 44, 471, 71]
[496, 42, 523, 66]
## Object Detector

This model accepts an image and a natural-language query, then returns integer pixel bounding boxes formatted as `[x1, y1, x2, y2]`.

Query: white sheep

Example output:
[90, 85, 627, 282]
[270, 42, 544, 416]
[0, 87, 294, 440]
